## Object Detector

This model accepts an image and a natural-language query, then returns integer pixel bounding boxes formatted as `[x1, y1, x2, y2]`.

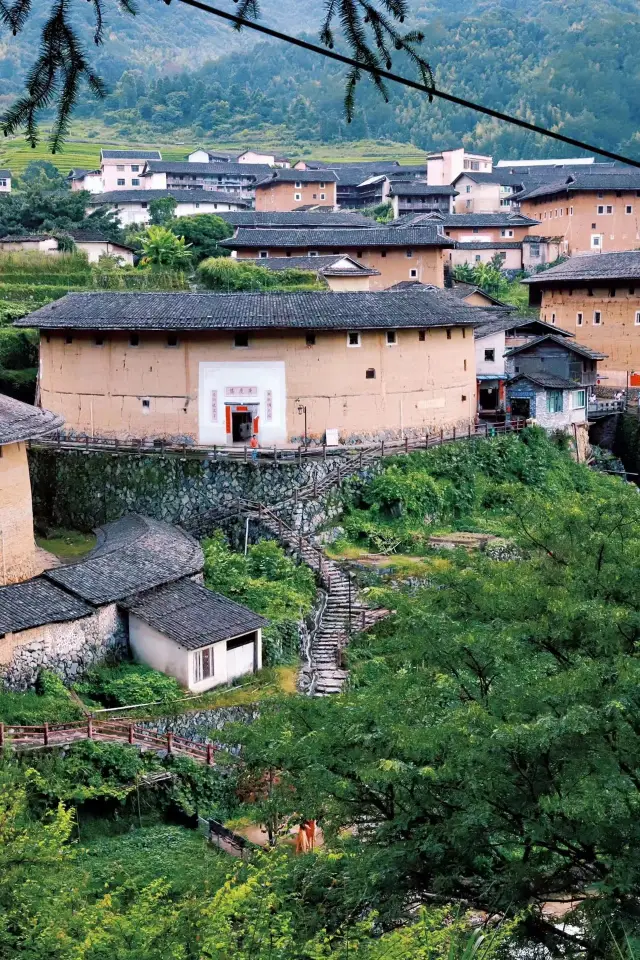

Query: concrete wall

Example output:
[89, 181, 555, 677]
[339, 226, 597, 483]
[103, 196, 243, 226]
[0, 603, 127, 690]
[237, 246, 445, 289]
[0, 238, 58, 254]
[38, 325, 475, 443]
[539, 287, 640, 385]
[475, 330, 506, 377]
[521, 192, 640, 256]
[255, 180, 337, 211]
[454, 178, 503, 214]
[0, 441, 36, 585]
[75, 241, 134, 265]
[101, 159, 148, 192]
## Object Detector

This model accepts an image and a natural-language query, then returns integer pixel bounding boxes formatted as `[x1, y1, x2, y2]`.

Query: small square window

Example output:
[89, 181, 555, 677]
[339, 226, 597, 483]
[319, 181, 326, 188]
[308, 251, 318, 257]
[386, 330, 397, 346]
[484, 348, 495, 362]
[295, 181, 302, 188]
[365, 368, 376, 379]
[116, 165, 125, 171]
[320, 193, 325, 201]
[131, 178, 140, 186]
[356, 250, 363, 258]
[593, 311, 602, 325]
[259, 251, 268, 259]
[464, 359, 467, 371]
[312, 194, 317, 200]
[142, 398, 150, 409]
[141, 202, 148, 209]
[597, 205, 604, 214]
[576, 312, 583, 326]
[294, 193, 301, 201]
[406, 249, 413, 258]
[195, 203, 200, 209]
[630, 287, 636, 295]
[616, 191, 622, 198]
[347, 331, 361, 347]
[626, 205, 633, 214]
[306, 333, 316, 346]
[635, 311, 640, 326]
[234, 333, 249, 348]
[65, 335, 73, 345]
[591, 223, 596, 229]
[598, 192, 604, 199]
[461, 394, 467, 402]
[380, 250, 387, 258]
[131, 165, 139, 172]
[606, 205, 613, 214]
[167, 333, 178, 347]
[446, 329, 452, 340]
[570, 206, 574, 215]
[94, 336, 104, 346]
[418, 330, 426, 341]
[610, 288, 616, 298]
[588, 287, 594, 296]
[409, 268, 417, 278]
[117, 178, 125, 186]
[129, 333, 140, 346]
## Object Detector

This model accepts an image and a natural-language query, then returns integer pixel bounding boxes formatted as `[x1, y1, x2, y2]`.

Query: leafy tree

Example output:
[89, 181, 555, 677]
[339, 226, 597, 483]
[148, 196, 177, 226]
[362, 201, 395, 223]
[166, 213, 233, 263]
[0, 183, 123, 241]
[231, 437, 640, 956]
[139, 225, 192, 269]
[19, 159, 64, 187]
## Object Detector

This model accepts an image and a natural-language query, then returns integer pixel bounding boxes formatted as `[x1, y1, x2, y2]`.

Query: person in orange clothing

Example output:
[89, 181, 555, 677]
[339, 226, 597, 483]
[305, 819, 316, 851]
[250, 433, 259, 463]
[295, 821, 309, 854]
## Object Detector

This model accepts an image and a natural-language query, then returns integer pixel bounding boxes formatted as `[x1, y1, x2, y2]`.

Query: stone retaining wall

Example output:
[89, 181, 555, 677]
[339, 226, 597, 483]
[0, 604, 127, 690]
[137, 704, 257, 742]
[29, 449, 352, 534]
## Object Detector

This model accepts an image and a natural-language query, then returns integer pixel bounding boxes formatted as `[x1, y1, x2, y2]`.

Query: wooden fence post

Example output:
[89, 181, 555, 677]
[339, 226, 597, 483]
[440, 428, 444, 443]
[381, 440, 385, 458]
[0, 722, 4, 748]
[87, 719, 93, 740]
[468, 422, 472, 438]
[323, 443, 326, 462]
[244, 445, 248, 462]
[485, 422, 489, 437]
[425, 431, 429, 448]
[207, 744, 214, 766]
[453, 425, 456, 440]
[129, 724, 134, 745]
[167, 731, 173, 755]
[43, 722, 49, 746]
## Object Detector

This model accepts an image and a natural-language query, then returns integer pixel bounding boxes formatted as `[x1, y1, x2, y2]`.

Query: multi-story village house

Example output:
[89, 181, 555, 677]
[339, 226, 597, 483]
[87, 188, 248, 226]
[0, 169, 12, 193]
[427, 148, 492, 186]
[523, 251, 640, 387]
[100, 149, 162, 192]
[386, 182, 457, 218]
[254, 170, 338, 212]
[221, 226, 454, 289]
[517, 171, 640, 256]
[18, 289, 479, 445]
[141, 160, 272, 203]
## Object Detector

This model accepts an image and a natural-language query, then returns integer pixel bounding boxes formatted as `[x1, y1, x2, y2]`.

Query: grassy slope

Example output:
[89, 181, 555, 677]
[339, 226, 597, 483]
[0, 128, 425, 176]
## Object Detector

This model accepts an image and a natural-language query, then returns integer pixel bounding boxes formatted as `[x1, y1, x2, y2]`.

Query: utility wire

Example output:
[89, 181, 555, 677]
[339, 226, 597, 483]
[176, 0, 640, 169]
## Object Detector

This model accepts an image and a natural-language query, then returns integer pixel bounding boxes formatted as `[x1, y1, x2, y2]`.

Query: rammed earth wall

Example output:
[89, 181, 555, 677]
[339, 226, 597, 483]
[28, 449, 355, 535]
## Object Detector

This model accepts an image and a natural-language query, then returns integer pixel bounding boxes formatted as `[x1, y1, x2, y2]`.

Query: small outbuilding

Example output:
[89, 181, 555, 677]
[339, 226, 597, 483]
[124, 578, 266, 692]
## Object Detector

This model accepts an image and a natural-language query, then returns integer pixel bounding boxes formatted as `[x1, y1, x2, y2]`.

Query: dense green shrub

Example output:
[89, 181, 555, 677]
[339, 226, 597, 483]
[75, 663, 183, 707]
[0, 671, 83, 724]
[197, 256, 321, 291]
[202, 533, 316, 664]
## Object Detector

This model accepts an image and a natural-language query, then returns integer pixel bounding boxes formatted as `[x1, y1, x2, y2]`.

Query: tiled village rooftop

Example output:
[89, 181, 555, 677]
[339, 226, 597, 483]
[101, 149, 161, 160]
[0, 394, 63, 445]
[516, 171, 640, 201]
[221, 226, 455, 249]
[16, 290, 484, 331]
[142, 160, 272, 177]
[215, 211, 375, 228]
[0, 578, 93, 635]
[256, 169, 339, 186]
[523, 251, 640, 283]
[122, 579, 267, 651]
[387, 182, 459, 196]
[240, 255, 380, 276]
[473, 315, 573, 339]
[504, 334, 606, 360]
[88, 189, 249, 206]
[47, 515, 203, 605]
[508, 371, 583, 390]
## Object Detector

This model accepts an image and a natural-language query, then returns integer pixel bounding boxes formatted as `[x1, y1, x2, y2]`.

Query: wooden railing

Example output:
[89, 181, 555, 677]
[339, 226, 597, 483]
[28, 420, 526, 464]
[0, 718, 216, 765]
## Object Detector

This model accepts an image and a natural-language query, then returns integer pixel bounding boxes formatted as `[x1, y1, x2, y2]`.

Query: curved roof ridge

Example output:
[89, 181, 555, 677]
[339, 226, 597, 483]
[0, 394, 64, 445]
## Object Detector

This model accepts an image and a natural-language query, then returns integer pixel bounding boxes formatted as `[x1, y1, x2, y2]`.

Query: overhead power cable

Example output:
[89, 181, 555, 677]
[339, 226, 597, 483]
[176, 0, 640, 169]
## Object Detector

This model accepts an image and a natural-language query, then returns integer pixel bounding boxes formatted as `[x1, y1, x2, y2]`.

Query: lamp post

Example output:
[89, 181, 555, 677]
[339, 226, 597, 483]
[297, 402, 308, 447]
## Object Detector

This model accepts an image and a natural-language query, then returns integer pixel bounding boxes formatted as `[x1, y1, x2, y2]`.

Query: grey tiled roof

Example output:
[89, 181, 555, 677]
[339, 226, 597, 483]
[504, 333, 606, 360]
[523, 251, 640, 283]
[143, 160, 271, 178]
[16, 290, 482, 332]
[45, 515, 203, 605]
[0, 395, 63, 444]
[221, 226, 454, 249]
[507, 371, 581, 390]
[88, 189, 248, 206]
[455, 241, 522, 249]
[215, 211, 374, 228]
[474, 316, 573, 339]
[102, 149, 161, 160]
[123, 578, 267, 650]
[407, 212, 539, 228]
[0, 577, 93, 635]
[0, 169, 11, 179]
[448, 282, 514, 307]
[388, 182, 458, 196]
[241, 255, 380, 276]
[516, 171, 640, 201]
[256, 170, 338, 185]
[453, 171, 526, 186]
